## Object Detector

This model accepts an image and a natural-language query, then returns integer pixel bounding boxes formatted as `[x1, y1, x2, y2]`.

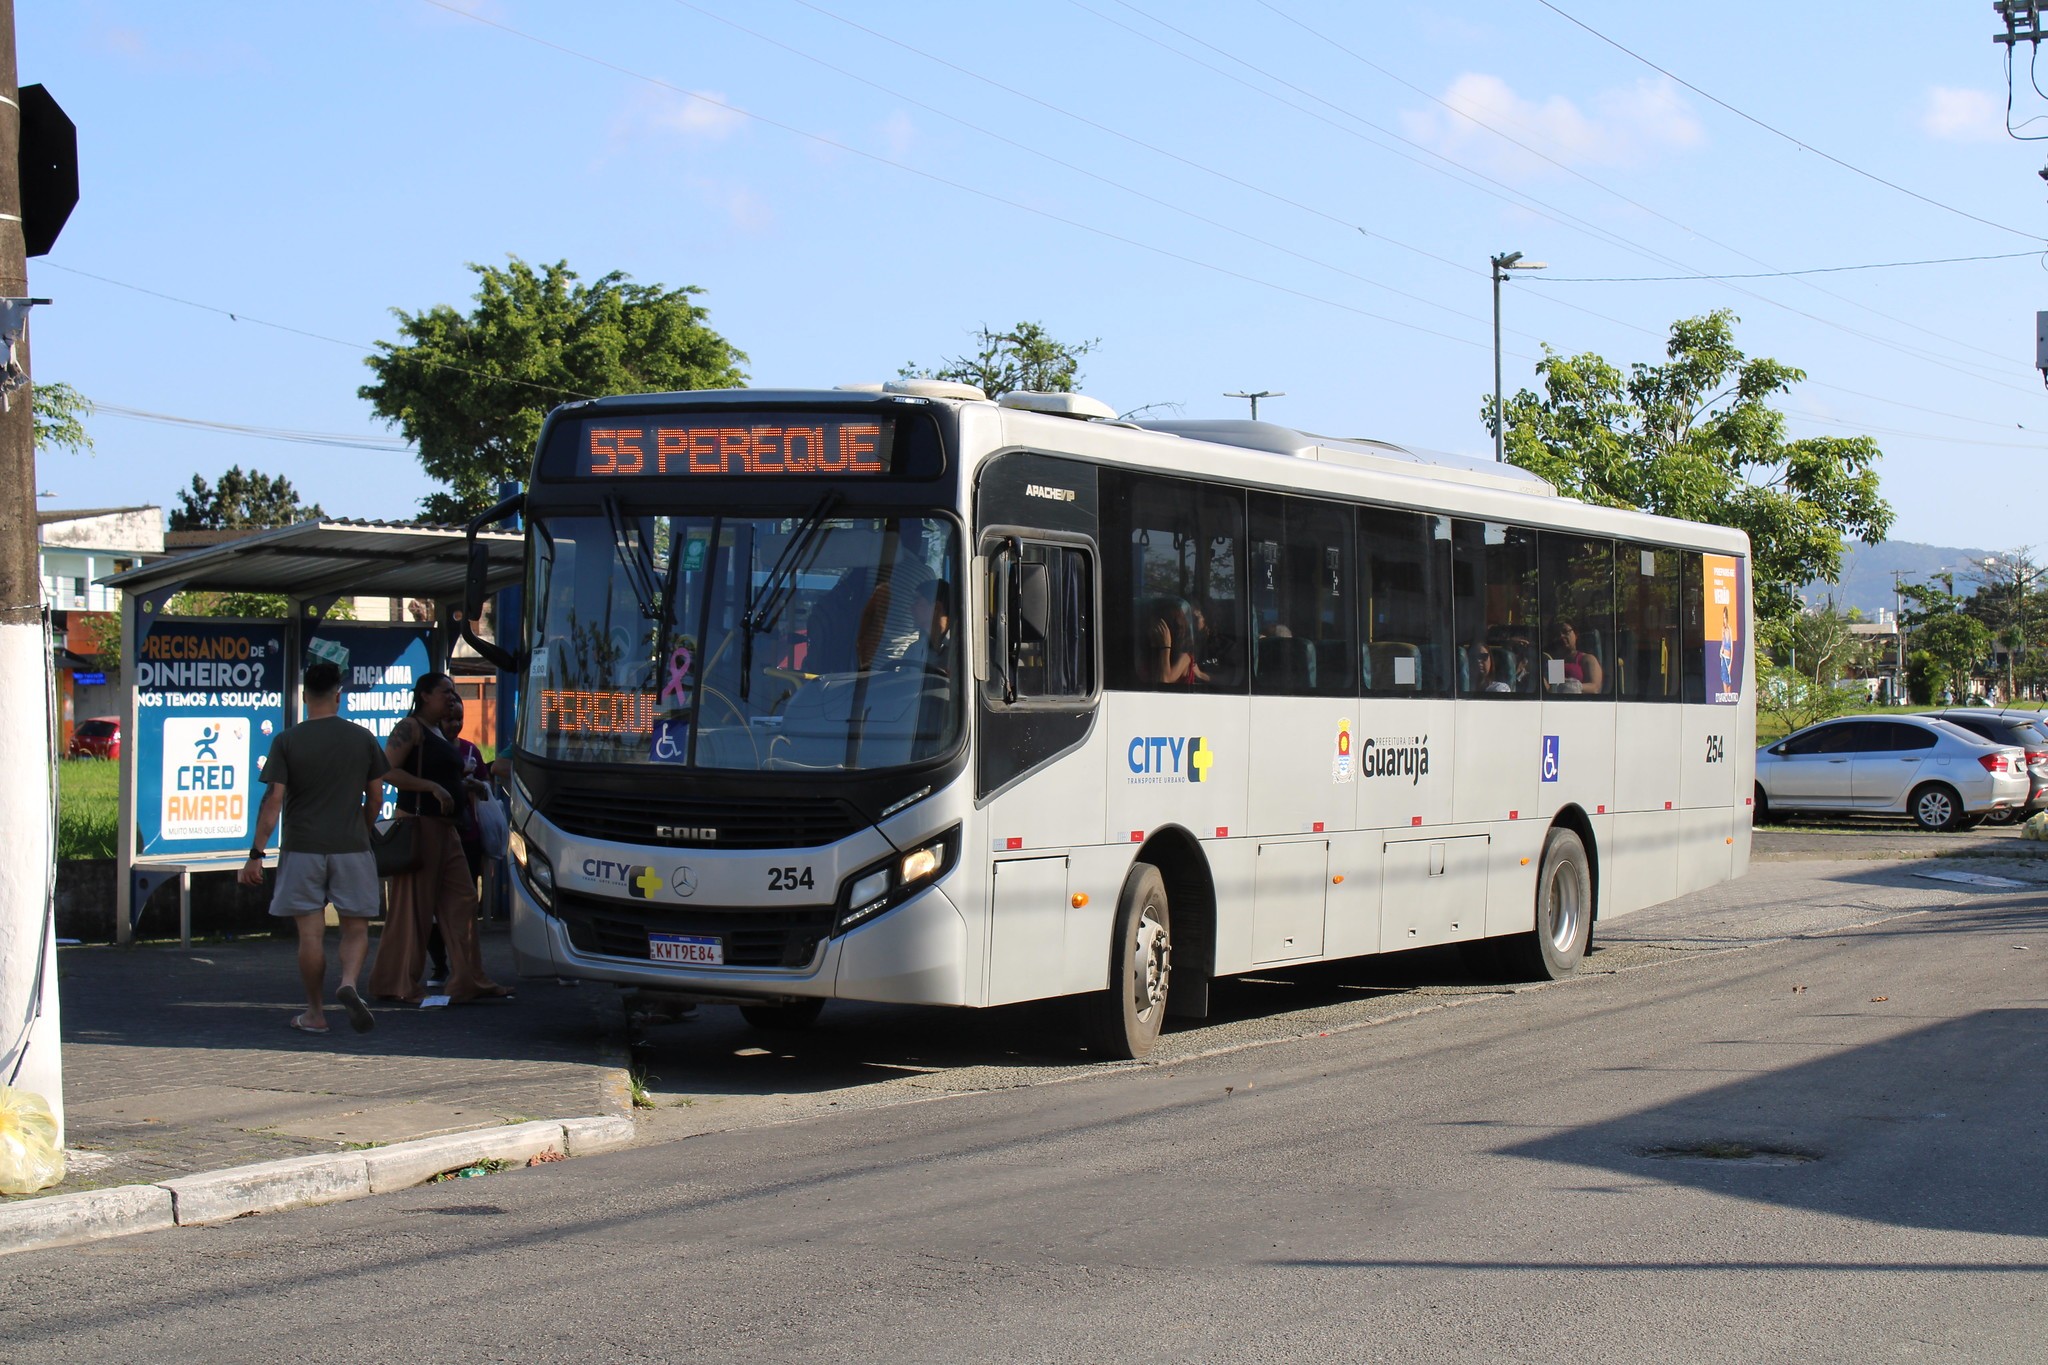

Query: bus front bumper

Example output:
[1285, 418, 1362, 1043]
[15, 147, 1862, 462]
[508, 875, 970, 1007]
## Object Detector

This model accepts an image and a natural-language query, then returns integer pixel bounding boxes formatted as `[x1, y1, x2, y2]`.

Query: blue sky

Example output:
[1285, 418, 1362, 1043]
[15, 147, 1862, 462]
[22, 2, 2048, 551]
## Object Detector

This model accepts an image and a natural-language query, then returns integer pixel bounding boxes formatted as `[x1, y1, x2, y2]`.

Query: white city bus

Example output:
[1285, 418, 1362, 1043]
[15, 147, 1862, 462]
[466, 382, 1755, 1058]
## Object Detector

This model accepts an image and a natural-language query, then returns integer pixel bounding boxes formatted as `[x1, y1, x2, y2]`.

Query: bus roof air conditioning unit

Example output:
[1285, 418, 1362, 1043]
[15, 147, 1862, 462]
[996, 391, 1118, 421]
[884, 379, 987, 401]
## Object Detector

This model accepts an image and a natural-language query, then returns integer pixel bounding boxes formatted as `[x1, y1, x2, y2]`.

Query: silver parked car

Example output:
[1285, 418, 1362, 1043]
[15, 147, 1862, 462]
[1755, 715, 2029, 831]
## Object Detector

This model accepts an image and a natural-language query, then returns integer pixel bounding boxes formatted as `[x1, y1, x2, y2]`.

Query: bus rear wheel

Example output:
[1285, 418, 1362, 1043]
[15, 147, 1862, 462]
[1500, 828, 1592, 981]
[1079, 862, 1171, 1060]
[740, 998, 826, 1031]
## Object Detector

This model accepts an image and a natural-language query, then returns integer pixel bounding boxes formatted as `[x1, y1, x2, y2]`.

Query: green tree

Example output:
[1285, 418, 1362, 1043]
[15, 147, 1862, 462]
[902, 321, 1097, 398]
[34, 381, 93, 455]
[1493, 311, 1893, 626]
[169, 466, 323, 531]
[1781, 603, 1875, 687]
[1759, 661, 1854, 735]
[1915, 611, 1992, 703]
[360, 258, 748, 521]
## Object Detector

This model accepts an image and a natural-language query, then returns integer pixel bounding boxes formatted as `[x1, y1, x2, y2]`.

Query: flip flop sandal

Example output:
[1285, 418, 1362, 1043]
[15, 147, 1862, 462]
[336, 984, 376, 1034]
[288, 1015, 329, 1035]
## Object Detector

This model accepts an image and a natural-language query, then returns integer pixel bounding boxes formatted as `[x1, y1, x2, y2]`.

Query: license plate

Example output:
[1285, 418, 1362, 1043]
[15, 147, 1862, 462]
[648, 933, 723, 965]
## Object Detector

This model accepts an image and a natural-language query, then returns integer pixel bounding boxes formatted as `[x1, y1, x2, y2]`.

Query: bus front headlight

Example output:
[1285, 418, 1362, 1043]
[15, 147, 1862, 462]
[834, 826, 959, 935]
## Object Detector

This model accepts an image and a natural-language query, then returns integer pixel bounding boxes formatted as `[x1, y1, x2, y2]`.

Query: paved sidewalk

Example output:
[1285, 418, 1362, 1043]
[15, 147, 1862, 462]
[7, 926, 630, 1202]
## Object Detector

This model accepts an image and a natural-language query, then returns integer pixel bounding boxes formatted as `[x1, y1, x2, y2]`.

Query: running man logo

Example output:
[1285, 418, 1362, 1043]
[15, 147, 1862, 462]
[161, 716, 250, 840]
[1126, 735, 1214, 785]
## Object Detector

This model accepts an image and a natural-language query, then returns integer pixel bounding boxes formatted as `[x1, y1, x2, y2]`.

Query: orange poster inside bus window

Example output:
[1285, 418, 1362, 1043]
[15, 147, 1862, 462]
[1700, 553, 1744, 704]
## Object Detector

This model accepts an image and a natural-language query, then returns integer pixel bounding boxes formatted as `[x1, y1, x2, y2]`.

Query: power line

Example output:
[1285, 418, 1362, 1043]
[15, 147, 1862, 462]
[1251, 0, 2027, 370]
[1530, 251, 2044, 282]
[665, 0, 1506, 337]
[1530, 0, 2045, 243]
[417, 0, 1520, 359]
[40, 262, 594, 402]
[1079, 0, 2044, 395]
[94, 403, 416, 453]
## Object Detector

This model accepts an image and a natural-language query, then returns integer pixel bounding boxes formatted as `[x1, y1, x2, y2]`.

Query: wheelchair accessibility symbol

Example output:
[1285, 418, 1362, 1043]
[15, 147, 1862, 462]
[649, 717, 690, 764]
[1541, 734, 1560, 783]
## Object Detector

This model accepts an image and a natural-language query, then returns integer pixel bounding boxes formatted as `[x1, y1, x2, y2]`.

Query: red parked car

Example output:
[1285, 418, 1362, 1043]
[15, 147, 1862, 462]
[68, 716, 120, 760]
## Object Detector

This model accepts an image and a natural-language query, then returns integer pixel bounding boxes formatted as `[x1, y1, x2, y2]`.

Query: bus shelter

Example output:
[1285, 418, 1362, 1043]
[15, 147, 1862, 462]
[98, 519, 526, 944]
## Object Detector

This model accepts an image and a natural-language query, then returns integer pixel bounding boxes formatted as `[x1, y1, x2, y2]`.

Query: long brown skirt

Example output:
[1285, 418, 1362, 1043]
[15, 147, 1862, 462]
[366, 815, 510, 1005]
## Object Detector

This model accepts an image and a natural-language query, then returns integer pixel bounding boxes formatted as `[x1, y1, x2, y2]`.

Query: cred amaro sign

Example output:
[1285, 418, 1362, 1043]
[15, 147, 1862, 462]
[134, 621, 287, 858]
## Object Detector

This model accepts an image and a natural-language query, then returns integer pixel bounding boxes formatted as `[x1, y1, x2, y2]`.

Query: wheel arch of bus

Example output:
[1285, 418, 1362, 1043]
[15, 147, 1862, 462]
[1129, 822, 1218, 1014]
[1545, 801, 1602, 923]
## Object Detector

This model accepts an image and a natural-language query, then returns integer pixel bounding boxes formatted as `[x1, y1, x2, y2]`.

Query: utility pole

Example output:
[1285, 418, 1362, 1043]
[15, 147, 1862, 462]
[0, 0, 63, 1140]
[1490, 251, 1546, 461]
[1224, 390, 1282, 421]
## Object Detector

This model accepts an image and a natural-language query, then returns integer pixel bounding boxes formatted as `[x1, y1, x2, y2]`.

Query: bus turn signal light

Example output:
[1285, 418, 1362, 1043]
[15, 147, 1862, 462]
[1071, 893, 1089, 909]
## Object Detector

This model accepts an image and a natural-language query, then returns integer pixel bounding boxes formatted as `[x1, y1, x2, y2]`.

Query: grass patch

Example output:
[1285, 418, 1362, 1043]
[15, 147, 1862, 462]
[628, 1069, 657, 1109]
[58, 759, 118, 861]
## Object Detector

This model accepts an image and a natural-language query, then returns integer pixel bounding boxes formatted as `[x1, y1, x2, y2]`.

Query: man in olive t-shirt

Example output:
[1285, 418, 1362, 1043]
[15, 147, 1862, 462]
[238, 661, 447, 1034]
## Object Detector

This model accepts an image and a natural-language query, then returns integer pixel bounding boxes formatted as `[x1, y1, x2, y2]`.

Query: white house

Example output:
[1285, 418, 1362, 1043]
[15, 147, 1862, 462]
[39, 506, 164, 612]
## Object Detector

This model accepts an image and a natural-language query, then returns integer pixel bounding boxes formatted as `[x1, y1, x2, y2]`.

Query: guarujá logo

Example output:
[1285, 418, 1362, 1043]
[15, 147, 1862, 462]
[1126, 735, 1213, 785]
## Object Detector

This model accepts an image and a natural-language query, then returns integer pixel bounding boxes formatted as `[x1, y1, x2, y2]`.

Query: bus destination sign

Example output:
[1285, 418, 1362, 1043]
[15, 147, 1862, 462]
[580, 416, 895, 478]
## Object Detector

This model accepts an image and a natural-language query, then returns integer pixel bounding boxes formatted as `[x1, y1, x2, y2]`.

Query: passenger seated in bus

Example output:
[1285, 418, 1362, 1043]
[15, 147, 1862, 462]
[1256, 623, 1316, 691]
[1544, 618, 1604, 694]
[1143, 600, 1207, 685]
[1470, 643, 1513, 693]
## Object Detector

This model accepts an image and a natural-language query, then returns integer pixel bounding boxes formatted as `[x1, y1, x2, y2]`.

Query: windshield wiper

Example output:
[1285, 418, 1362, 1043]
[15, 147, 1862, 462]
[741, 491, 841, 700]
[602, 495, 662, 620]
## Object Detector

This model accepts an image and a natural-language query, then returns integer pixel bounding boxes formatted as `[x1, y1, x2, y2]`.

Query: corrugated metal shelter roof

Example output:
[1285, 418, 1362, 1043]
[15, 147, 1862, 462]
[98, 518, 525, 599]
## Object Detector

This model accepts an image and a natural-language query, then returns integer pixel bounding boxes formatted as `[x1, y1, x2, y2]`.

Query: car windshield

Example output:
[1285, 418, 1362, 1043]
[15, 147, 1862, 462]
[519, 511, 961, 771]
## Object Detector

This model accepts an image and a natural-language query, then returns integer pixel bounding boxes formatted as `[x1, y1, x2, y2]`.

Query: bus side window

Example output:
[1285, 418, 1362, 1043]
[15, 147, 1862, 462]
[1452, 519, 1540, 697]
[1103, 473, 1246, 694]
[1250, 493, 1356, 697]
[1359, 508, 1453, 698]
[1617, 542, 1681, 701]
[989, 540, 1096, 705]
[1680, 550, 1708, 702]
[1537, 532, 1614, 697]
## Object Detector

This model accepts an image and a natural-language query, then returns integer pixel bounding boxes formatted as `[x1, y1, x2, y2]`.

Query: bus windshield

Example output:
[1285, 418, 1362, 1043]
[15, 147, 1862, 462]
[520, 511, 961, 771]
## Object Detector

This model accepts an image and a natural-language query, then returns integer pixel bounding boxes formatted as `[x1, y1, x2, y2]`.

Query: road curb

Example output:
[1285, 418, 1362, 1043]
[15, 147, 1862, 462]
[0, 1113, 636, 1258]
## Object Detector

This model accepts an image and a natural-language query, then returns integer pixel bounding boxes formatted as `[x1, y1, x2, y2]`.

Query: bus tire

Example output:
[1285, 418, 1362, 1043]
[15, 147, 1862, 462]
[1752, 784, 1771, 825]
[739, 998, 826, 1031]
[1079, 862, 1171, 1060]
[1909, 782, 1963, 832]
[1500, 828, 1592, 981]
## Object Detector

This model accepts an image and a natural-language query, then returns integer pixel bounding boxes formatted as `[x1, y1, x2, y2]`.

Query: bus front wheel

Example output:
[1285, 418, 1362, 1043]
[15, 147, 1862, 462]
[1501, 828, 1592, 981]
[1079, 862, 1172, 1060]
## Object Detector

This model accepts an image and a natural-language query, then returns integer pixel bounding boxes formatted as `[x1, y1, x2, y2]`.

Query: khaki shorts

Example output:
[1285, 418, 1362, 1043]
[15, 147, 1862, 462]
[268, 850, 383, 918]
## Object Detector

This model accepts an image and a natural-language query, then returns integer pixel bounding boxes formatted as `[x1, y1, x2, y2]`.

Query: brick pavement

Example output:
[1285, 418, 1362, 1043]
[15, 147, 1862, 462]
[5, 925, 630, 1202]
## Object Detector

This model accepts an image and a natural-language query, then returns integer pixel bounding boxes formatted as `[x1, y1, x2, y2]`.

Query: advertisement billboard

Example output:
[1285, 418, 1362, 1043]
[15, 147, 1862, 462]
[1701, 553, 1745, 705]
[308, 624, 437, 819]
[134, 620, 288, 858]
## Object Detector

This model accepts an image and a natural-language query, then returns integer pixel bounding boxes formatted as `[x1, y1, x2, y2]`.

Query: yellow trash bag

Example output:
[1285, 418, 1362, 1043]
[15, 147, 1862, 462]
[2023, 812, 2048, 843]
[0, 1085, 65, 1194]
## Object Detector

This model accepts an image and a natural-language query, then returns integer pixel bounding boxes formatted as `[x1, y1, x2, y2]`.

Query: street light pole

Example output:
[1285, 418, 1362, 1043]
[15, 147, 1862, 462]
[1490, 251, 1545, 462]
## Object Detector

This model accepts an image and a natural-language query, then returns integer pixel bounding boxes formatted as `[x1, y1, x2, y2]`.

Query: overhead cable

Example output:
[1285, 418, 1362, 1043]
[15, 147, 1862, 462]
[1529, 251, 2044, 283]
[1531, 0, 2044, 242]
[417, 0, 1521, 359]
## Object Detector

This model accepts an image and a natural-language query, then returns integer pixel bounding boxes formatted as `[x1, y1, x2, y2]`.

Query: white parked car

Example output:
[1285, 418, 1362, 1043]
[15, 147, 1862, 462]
[1755, 715, 2029, 831]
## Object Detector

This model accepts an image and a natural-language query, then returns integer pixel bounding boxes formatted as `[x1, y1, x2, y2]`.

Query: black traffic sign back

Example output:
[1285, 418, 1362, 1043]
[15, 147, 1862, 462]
[19, 85, 77, 258]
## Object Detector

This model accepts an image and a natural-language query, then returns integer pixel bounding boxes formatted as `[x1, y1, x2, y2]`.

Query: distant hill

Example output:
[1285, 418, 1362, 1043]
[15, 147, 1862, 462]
[1803, 540, 1995, 618]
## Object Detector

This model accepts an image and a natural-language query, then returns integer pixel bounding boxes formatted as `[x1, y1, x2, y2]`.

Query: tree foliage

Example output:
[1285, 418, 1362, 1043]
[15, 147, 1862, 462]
[1779, 604, 1876, 687]
[1758, 662, 1854, 736]
[902, 321, 1097, 398]
[360, 258, 749, 521]
[1494, 311, 1893, 625]
[34, 381, 93, 456]
[169, 466, 323, 531]
[1913, 612, 1992, 703]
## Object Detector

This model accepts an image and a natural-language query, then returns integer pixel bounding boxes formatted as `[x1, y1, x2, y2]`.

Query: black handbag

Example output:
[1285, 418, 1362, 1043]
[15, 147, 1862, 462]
[372, 818, 420, 877]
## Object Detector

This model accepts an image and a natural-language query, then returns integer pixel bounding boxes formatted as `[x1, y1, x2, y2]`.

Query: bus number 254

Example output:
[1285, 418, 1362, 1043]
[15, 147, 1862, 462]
[1705, 735, 1725, 764]
[769, 866, 816, 891]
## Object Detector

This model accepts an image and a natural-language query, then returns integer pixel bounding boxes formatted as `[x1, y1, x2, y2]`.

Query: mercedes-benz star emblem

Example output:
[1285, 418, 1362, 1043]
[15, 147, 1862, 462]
[670, 866, 698, 898]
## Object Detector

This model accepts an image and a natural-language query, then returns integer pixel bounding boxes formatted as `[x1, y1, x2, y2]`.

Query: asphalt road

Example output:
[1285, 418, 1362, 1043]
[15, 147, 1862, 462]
[5, 855, 2046, 1363]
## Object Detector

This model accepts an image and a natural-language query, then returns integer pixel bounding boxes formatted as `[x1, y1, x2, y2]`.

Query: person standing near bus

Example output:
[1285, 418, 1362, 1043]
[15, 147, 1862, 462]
[240, 660, 413, 1035]
[367, 673, 512, 1005]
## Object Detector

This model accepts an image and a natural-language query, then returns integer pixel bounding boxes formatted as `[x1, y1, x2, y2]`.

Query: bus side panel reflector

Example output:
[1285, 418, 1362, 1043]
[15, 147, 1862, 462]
[1312, 821, 1325, 833]
[1005, 837, 1023, 851]
[1214, 827, 1228, 839]
[1130, 830, 1144, 843]
[1411, 816, 1422, 826]
[1509, 811, 1518, 820]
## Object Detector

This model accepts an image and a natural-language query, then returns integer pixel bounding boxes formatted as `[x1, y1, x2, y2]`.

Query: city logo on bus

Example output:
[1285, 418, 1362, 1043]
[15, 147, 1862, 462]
[1360, 734, 1431, 786]
[1126, 735, 1213, 785]
[584, 858, 665, 899]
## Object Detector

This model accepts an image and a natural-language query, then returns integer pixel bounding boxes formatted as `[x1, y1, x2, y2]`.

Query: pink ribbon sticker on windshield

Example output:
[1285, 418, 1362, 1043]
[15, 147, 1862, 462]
[660, 643, 694, 705]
